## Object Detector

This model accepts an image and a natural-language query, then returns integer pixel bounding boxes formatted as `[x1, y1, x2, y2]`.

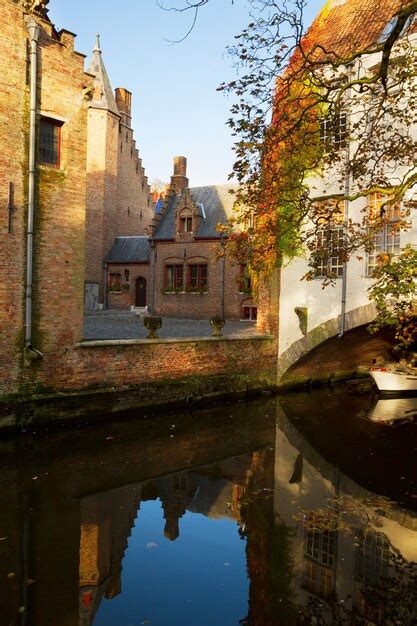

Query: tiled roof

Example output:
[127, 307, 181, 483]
[153, 185, 237, 240]
[105, 237, 150, 263]
[303, 0, 408, 59]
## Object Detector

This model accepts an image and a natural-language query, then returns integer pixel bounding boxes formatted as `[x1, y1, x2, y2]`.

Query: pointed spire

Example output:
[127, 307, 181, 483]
[87, 35, 120, 116]
[93, 33, 101, 53]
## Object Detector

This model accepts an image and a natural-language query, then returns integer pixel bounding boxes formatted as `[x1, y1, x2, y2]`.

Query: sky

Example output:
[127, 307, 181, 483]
[49, 0, 324, 187]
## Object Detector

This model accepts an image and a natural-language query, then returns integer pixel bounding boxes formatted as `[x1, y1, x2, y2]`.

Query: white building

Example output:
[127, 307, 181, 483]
[277, 0, 417, 380]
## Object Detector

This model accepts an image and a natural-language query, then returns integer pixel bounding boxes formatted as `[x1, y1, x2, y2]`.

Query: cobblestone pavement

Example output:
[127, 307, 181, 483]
[84, 310, 260, 340]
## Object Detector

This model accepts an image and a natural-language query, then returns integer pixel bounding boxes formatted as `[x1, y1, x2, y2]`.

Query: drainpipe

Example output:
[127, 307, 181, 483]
[103, 262, 108, 310]
[151, 241, 156, 314]
[220, 234, 226, 319]
[24, 17, 43, 363]
[338, 171, 349, 338]
[338, 65, 354, 338]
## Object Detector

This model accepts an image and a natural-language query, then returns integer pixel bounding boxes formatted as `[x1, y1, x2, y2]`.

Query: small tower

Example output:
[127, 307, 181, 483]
[85, 35, 120, 306]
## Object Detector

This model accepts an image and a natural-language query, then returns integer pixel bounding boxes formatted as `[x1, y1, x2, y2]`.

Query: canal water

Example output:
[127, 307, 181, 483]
[0, 387, 416, 625]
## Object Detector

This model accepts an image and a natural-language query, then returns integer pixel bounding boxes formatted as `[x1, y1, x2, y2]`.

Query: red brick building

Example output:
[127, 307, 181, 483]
[84, 37, 154, 310]
[105, 157, 258, 320]
[0, 0, 92, 387]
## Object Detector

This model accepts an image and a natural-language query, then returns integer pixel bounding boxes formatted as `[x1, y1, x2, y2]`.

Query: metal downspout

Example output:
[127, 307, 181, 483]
[24, 17, 43, 363]
[338, 67, 354, 338]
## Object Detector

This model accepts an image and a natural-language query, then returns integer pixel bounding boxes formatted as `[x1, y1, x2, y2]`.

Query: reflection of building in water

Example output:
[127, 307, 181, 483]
[79, 484, 141, 626]
[156, 451, 273, 541]
[274, 411, 417, 622]
[77, 448, 276, 625]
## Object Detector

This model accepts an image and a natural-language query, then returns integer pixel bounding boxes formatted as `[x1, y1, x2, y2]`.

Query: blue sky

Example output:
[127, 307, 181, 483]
[49, 0, 324, 186]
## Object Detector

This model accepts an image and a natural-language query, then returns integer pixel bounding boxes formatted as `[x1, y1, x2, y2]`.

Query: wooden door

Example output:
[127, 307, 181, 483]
[135, 277, 147, 307]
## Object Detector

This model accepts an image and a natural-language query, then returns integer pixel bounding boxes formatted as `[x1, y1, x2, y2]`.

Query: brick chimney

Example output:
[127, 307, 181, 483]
[170, 156, 189, 194]
[115, 87, 132, 127]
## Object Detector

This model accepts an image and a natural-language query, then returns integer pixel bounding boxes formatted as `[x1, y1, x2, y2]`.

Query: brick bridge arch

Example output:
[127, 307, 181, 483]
[277, 303, 382, 385]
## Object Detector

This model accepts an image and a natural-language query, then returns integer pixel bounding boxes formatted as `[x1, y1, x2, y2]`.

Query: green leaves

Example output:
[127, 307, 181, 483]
[368, 245, 417, 350]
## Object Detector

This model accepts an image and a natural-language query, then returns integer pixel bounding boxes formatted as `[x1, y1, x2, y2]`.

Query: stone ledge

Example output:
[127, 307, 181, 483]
[76, 334, 275, 348]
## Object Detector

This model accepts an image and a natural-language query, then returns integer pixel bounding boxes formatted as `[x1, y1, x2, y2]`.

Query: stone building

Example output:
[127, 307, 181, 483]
[105, 157, 258, 320]
[84, 36, 153, 310]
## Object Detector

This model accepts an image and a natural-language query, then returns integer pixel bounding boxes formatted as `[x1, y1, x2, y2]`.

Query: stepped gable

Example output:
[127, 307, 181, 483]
[87, 34, 120, 116]
[105, 236, 150, 264]
[153, 184, 237, 240]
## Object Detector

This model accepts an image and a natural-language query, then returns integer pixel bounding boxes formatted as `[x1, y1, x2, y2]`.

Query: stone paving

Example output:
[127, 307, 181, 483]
[84, 310, 260, 341]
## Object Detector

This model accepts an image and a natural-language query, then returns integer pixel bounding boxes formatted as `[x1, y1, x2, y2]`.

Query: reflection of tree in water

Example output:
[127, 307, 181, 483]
[294, 498, 417, 625]
[297, 551, 416, 625]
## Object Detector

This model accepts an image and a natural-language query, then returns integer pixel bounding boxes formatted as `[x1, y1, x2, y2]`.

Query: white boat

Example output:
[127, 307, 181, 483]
[369, 365, 417, 395]
[367, 397, 417, 425]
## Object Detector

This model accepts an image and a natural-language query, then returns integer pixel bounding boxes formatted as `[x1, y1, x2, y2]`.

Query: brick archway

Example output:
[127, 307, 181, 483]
[277, 303, 377, 383]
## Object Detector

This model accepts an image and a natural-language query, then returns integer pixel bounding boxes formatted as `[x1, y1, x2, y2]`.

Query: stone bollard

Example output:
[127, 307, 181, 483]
[143, 316, 162, 339]
[210, 315, 225, 337]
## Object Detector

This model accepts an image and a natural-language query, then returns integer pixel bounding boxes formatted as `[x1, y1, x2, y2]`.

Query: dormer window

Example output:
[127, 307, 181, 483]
[180, 216, 193, 233]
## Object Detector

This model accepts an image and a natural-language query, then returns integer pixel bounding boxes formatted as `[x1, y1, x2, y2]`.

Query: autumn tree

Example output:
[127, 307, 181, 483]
[161, 0, 417, 345]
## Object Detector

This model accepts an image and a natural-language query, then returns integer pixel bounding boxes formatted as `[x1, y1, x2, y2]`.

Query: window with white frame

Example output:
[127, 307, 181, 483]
[320, 110, 348, 150]
[366, 193, 401, 276]
[355, 529, 391, 585]
[313, 197, 345, 278]
[303, 529, 336, 598]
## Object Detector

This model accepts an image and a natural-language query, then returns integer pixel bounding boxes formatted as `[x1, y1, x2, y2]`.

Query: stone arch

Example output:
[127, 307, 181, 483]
[277, 302, 377, 382]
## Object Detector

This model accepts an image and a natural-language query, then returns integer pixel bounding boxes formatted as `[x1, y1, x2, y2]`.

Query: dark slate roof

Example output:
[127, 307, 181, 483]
[105, 237, 150, 263]
[153, 185, 237, 240]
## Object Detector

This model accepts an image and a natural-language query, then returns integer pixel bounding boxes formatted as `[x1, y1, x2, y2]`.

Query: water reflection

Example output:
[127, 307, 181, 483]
[0, 393, 415, 625]
[275, 405, 417, 624]
[367, 396, 417, 425]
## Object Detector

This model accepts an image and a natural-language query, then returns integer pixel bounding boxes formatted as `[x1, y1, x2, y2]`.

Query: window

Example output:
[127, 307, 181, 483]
[366, 193, 401, 276]
[355, 530, 390, 585]
[109, 272, 121, 291]
[304, 560, 334, 599]
[238, 264, 252, 294]
[303, 530, 336, 598]
[187, 264, 207, 290]
[242, 305, 257, 321]
[306, 530, 335, 566]
[165, 264, 183, 290]
[180, 216, 193, 233]
[313, 198, 345, 278]
[320, 110, 348, 150]
[39, 118, 62, 166]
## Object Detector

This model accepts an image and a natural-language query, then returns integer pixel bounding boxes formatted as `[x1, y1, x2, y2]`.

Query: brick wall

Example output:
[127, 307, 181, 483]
[116, 120, 153, 237]
[107, 262, 150, 309]
[0, 334, 277, 428]
[152, 240, 257, 319]
[85, 86, 153, 303]
[0, 0, 28, 392]
[0, 0, 91, 392]
[85, 109, 119, 290]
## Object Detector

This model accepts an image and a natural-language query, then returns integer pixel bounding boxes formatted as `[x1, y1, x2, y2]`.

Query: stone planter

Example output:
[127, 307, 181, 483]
[210, 315, 225, 337]
[143, 316, 162, 339]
